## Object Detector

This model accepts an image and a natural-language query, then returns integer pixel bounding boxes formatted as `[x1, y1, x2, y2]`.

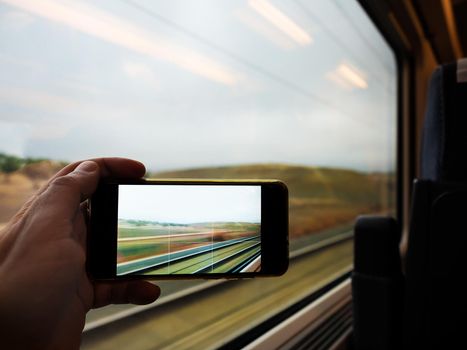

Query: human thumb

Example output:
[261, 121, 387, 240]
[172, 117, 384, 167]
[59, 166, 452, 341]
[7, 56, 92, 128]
[65, 160, 100, 201]
[39, 160, 100, 219]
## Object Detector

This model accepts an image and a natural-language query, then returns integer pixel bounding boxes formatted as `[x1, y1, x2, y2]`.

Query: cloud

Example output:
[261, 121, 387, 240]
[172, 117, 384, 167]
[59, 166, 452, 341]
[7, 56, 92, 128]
[0, 10, 34, 30]
[122, 61, 159, 88]
[28, 124, 71, 140]
[0, 53, 45, 73]
[56, 78, 104, 96]
[0, 121, 31, 156]
[0, 86, 77, 114]
[0, 0, 240, 86]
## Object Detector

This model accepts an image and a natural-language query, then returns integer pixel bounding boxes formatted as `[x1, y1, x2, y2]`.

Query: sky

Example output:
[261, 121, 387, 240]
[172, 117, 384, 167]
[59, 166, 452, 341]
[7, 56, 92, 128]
[0, 0, 397, 173]
[118, 184, 261, 224]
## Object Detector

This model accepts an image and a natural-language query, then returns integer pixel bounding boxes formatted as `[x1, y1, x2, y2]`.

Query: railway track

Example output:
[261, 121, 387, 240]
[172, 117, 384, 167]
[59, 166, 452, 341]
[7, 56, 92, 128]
[84, 229, 353, 335]
[118, 235, 261, 275]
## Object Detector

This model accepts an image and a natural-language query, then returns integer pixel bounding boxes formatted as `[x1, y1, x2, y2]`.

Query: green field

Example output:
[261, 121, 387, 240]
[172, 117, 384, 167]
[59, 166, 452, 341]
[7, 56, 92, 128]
[117, 220, 261, 263]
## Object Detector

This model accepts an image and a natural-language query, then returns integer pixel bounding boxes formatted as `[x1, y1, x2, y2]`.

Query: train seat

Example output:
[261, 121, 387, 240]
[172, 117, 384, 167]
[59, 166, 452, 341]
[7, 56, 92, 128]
[352, 58, 467, 350]
[404, 57, 467, 349]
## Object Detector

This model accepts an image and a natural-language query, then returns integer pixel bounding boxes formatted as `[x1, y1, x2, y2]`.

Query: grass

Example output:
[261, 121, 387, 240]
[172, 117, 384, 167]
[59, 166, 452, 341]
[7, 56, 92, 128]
[117, 220, 261, 262]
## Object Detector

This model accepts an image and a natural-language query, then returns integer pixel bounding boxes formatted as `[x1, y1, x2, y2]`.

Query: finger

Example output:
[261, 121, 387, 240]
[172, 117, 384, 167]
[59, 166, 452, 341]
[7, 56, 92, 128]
[94, 157, 146, 178]
[72, 201, 90, 247]
[38, 161, 101, 221]
[50, 157, 146, 183]
[9, 194, 41, 226]
[92, 281, 161, 308]
[10, 158, 146, 225]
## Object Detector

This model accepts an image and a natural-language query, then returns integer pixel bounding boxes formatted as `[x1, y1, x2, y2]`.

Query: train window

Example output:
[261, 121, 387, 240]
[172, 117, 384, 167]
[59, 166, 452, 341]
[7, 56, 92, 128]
[0, 0, 396, 348]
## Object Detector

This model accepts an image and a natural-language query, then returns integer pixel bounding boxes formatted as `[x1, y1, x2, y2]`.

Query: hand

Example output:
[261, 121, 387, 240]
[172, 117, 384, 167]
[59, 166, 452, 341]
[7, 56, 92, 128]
[0, 158, 160, 349]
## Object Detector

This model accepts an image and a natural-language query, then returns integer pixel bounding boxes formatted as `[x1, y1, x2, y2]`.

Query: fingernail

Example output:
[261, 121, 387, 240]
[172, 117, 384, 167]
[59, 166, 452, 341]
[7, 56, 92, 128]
[76, 161, 98, 173]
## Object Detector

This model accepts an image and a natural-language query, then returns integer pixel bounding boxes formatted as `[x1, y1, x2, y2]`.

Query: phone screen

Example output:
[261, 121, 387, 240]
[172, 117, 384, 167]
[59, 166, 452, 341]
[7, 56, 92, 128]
[116, 185, 262, 276]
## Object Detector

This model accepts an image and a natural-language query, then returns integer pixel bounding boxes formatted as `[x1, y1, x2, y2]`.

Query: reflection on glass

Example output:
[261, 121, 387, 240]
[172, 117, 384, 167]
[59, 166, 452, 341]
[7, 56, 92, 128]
[248, 0, 312, 45]
[0, 0, 397, 348]
[336, 63, 368, 89]
[0, 0, 239, 85]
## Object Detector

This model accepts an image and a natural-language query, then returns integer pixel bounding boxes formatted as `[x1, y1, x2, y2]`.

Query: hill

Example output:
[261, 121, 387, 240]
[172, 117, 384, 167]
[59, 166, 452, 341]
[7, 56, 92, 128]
[153, 164, 392, 204]
[0, 161, 394, 237]
[153, 164, 395, 237]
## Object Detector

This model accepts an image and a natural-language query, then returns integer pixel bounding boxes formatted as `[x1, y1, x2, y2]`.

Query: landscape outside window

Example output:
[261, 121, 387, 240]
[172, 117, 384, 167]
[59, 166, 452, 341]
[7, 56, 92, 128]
[0, 0, 397, 349]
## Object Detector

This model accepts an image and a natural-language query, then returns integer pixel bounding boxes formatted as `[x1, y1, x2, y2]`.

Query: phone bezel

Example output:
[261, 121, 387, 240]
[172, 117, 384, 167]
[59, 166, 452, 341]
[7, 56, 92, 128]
[87, 178, 288, 280]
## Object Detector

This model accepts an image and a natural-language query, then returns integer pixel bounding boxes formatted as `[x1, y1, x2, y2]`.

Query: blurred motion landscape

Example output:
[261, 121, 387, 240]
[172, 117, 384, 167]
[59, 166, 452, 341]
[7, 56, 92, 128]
[0, 154, 395, 237]
[155, 163, 395, 237]
[117, 219, 261, 275]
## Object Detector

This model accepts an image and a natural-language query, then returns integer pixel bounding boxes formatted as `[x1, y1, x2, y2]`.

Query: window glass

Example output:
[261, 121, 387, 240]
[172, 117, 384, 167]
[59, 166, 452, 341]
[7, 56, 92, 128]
[0, 0, 396, 348]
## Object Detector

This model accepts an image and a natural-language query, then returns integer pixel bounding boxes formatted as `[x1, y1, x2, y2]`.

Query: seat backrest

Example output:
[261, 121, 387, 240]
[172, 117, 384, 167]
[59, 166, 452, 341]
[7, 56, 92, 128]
[404, 58, 467, 349]
[420, 58, 467, 181]
[352, 216, 403, 350]
[352, 59, 467, 350]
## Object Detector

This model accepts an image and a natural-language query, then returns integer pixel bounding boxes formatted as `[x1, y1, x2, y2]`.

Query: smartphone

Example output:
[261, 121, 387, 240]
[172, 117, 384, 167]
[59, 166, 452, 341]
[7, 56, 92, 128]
[87, 179, 288, 280]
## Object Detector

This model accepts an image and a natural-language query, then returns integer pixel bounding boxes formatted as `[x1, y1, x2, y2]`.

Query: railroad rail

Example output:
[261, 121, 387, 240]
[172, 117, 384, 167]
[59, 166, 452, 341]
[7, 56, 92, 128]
[84, 229, 353, 332]
[118, 235, 261, 275]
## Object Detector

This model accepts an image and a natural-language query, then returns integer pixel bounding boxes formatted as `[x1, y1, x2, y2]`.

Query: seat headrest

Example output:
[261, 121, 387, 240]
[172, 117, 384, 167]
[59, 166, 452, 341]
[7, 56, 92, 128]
[421, 58, 467, 182]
